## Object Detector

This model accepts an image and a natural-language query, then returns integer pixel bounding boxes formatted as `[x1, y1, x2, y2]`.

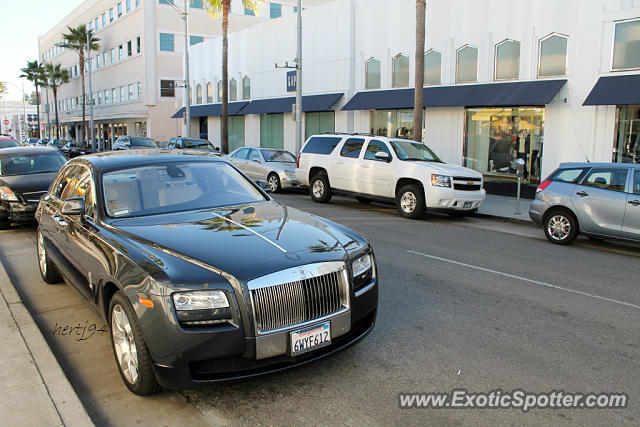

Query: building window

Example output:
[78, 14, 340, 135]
[191, 0, 203, 8]
[270, 3, 281, 18]
[96, 55, 101, 68]
[129, 84, 136, 100]
[127, 41, 132, 56]
[495, 39, 520, 81]
[538, 33, 568, 77]
[206, 82, 213, 103]
[117, 2, 123, 17]
[105, 89, 111, 104]
[103, 52, 109, 66]
[190, 35, 204, 45]
[102, 13, 106, 27]
[230, 78, 237, 101]
[119, 45, 124, 60]
[424, 49, 441, 85]
[228, 116, 245, 152]
[260, 113, 284, 148]
[136, 0, 140, 7]
[159, 33, 174, 51]
[137, 82, 143, 99]
[136, 37, 141, 53]
[392, 54, 410, 87]
[242, 76, 250, 100]
[196, 84, 202, 104]
[126, 0, 131, 13]
[613, 105, 640, 163]
[110, 48, 116, 63]
[120, 86, 128, 102]
[305, 111, 335, 139]
[365, 57, 381, 89]
[109, 8, 114, 22]
[464, 107, 545, 184]
[95, 17, 99, 31]
[217, 80, 223, 101]
[371, 109, 415, 139]
[456, 45, 478, 83]
[98, 92, 103, 105]
[613, 19, 640, 71]
[112, 88, 120, 103]
[244, 7, 255, 16]
[161, 80, 175, 97]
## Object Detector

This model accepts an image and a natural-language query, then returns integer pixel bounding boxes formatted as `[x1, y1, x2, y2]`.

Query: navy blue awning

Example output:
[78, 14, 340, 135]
[583, 74, 640, 105]
[240, 93, 343, 115]
[342, 80, 567, 110]
[171, 101, 249, 119]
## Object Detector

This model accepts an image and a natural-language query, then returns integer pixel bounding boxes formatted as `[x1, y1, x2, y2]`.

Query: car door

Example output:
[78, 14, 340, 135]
[245, 149, 264, 180]
[358, 139, 395, 198]
[621, 168, 640, 241]
[571, 166, 629, 237]
[332, 138, 365, 192]
[229, 148, 250, 174]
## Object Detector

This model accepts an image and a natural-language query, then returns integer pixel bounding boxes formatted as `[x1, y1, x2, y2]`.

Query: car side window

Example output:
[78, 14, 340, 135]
[234, 148, 248, 159]
[634, 170, 640, 195]
[340, 138, 365, 158]
[551, 168, 588, 183]
[74, 168, 96, 219]
[581, 167, 629, 192]
[51, 166, 82, 200]
[248, 149, 261, 162]
[364, 140, 391, 161]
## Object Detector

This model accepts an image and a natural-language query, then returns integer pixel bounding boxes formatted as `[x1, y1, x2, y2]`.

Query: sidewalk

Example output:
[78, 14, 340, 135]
[476, 194, 533, 222]
[0, 259, 92, 426]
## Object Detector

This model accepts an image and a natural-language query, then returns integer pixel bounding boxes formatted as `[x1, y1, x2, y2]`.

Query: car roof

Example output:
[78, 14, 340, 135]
[558, 162, 640, 169]
[0, 136, 18, 141]
[0, 146, 60, 156]
[74, 148, 224, 171]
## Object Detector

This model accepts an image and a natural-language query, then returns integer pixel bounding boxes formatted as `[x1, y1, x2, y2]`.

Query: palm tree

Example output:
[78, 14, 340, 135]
[43, 63, 70, 139]
[20, 60, 46, 138]
[413, 0, 426, 142]
[204, 0, 263, 154]
[59, 25, 100, 145]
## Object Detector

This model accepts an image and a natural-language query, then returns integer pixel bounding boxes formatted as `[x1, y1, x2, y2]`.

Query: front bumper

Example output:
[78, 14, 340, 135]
[141, 269, 378, 390]
[0, 201, 39, 223]
[425, 187, 486, 211]
[278, 172, 300, 189]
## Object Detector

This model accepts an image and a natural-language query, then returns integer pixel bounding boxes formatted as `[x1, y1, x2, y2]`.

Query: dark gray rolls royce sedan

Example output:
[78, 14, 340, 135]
[35, 150, 378, 395]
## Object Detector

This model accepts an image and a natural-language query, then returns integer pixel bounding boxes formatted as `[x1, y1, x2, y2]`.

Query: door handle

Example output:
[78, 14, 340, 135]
[360, 165, 369, 168]
[575, 191, 589, 197]
[629, 200, 640, 207]
[336, 161, 344, 165]
[52, 214, 68, 229]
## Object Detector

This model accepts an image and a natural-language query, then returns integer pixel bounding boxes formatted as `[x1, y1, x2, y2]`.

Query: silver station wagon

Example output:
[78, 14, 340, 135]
[529, 162, 640, 244]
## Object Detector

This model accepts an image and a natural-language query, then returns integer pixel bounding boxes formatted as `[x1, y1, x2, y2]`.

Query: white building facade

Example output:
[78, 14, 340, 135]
[185, 0, 640, 195]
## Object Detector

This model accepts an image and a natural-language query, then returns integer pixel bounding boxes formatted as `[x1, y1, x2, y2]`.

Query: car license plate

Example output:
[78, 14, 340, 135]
[463, 201, 473, 208]
[290, 322, 330, 356]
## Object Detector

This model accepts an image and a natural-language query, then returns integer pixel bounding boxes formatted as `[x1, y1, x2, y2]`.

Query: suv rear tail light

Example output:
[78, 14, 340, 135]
[296, 152, 301, 168]
[536, 179, 552, 193]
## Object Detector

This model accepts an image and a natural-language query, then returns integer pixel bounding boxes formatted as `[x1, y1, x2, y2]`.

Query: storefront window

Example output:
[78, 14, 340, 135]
[228, 116, 245, 152]
[305, 111, 335, 139]
[260, 113, 284, 149]
[613, 105, 640, 163]
[370, 109, 418, 140]
[464, 107, 545, 184]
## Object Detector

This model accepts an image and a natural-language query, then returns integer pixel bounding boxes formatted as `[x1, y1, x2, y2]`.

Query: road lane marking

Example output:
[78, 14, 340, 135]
[406, 250, 640, 311]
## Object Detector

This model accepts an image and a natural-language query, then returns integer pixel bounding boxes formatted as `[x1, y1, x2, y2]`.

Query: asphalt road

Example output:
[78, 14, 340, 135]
[0, 191, 638, 426]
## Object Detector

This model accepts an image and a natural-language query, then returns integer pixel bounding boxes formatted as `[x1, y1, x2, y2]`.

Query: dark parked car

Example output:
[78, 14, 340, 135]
[35, 150, 378, 394]
[167, 137, 220, 153]
[530, 162, 640, 244]
[62, 142, 90, 158]
[48, 139, 67, 150]
[0, 147, 67, 229]
[113, 136, 159, 150]
[38, 138, 50, 146]
[0, 136, 20, 149]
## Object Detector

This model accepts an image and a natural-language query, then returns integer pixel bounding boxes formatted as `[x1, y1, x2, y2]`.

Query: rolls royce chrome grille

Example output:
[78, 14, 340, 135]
[248, 262, 349, 334]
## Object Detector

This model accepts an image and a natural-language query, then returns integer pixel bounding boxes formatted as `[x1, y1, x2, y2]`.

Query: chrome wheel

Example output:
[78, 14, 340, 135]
[111, 304, 139, 385]
[268, 175, 280, 192]
[547, 214, 571, 241]
[312, 180, 325, 198]
[400, 191, 417, 213]
[37, 231, 47, 276]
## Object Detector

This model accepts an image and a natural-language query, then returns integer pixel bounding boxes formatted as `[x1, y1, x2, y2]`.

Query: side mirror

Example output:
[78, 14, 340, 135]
[61, 197, 85, 217]
[256, 180, 271, 193]
[252, 158, 262, 163]
[374, 151, 391, 162]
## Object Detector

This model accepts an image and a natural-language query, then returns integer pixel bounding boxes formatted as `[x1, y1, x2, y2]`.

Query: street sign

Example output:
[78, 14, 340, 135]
[3, 119, 8, 126]
[287, 70, 297, 92]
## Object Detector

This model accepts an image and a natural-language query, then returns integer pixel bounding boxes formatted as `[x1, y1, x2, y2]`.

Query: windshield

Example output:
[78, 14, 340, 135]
[0, 151, 67, 176]
[103, 161, 267, 218]
[182, 139, 216, 150]
[0, 140, 19, 149]
[261, 149, 296, 162]
[390, 140, 442, 162]
[130, 138, 158, 147]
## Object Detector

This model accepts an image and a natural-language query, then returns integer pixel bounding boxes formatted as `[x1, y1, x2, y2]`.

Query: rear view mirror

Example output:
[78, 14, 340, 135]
[374, 151, 391, 162]
[61, 197, 85, 217]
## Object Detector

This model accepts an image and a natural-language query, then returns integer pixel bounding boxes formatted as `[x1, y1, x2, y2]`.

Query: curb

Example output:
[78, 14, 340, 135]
[472, 211, 537, 227]
[0, 257, 93, 427]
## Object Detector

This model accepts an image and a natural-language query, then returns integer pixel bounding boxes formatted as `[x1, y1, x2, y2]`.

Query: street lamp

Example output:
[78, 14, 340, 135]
[166, 0, 191, 138]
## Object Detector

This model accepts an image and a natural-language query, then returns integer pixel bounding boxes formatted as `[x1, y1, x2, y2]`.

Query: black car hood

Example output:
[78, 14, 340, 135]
[112, 200, 364, 281]
[0, 172, 58, 194]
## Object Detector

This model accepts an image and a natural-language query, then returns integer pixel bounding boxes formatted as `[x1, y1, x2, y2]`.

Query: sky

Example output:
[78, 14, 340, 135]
[0, 0, 84, 101]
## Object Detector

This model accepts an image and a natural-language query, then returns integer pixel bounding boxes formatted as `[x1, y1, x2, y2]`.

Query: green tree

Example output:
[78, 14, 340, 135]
[43, 63, 70, 139]
[413, 0, 426, 142]
[59, 25, 100, 144]
[20, 60, 46, 138]
[204, 0, 264, 153]
[0, 82, 7, 96]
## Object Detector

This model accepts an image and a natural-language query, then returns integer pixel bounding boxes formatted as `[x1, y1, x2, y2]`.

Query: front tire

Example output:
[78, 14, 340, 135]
[396, 184, 425, 219]
[543, 210, 578, 245]
[109, 292, 159, 395]
[267, 173, 282, 193]
[37, 229, 60, 284]
[309, 172, 332, 203]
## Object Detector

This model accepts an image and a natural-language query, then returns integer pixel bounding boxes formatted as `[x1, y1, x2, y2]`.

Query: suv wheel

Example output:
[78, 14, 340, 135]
[396, 184, 425, 219]
[310, 173, 332, 203]
[543, 210, 578, 245]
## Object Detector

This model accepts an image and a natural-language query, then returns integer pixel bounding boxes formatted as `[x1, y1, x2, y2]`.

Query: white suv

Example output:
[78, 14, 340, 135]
[296, 134, 486, 218]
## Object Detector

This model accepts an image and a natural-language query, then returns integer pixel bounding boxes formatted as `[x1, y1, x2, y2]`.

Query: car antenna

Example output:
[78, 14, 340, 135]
[576, 140, 590, 162]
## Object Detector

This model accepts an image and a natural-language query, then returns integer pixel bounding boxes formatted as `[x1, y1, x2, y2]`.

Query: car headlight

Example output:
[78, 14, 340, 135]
[172, 290, 229, 310]
[0, 186, 18, 202]
[284, 169, 296, 178]
[352, 253, 372, 277]
[431, 174, 451, 188]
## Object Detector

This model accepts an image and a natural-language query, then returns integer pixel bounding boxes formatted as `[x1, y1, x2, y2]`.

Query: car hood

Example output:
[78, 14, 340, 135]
[111, 200, 364, 281]
[0, 172, 58, 194]
[410, 161, 482, 178]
